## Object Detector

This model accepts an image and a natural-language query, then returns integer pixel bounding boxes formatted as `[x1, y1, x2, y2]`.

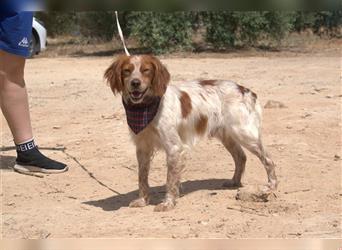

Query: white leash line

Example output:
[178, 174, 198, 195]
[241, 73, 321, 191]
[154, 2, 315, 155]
[115, 11, 130, 56]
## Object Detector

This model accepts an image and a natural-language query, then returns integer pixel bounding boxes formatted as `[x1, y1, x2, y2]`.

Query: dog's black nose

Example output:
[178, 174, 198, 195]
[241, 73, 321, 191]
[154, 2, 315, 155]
[131, 79, 141, 88]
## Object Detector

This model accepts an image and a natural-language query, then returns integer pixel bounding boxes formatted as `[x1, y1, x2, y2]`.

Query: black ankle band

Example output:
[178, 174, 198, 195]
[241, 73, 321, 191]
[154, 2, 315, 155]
[16, 139, 36, 152]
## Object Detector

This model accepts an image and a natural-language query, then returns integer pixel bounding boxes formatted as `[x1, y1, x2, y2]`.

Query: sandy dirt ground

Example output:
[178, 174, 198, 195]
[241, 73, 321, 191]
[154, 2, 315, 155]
[1, 41, 341, 239]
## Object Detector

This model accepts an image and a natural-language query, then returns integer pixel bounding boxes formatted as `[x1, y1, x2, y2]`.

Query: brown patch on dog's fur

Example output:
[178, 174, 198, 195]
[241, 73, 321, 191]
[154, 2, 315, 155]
[237, 84, 248, 94]
[143, 55, 170, 96]
[179, 91, 192, 118]
[195, 114, 208, 135]
[237, 84, 257, 100]
[199, 93, 207, 101]
[199, 80, 216, 86]
[104, 55, 130, 94]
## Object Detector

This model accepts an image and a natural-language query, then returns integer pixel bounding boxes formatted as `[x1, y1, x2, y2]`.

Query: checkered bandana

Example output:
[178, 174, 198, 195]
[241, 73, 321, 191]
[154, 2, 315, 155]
[122, 97, 161, 134]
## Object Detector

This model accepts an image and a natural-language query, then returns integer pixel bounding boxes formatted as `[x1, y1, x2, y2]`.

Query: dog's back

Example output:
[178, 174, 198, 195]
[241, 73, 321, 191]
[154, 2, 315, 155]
[152, 80, 262, 149]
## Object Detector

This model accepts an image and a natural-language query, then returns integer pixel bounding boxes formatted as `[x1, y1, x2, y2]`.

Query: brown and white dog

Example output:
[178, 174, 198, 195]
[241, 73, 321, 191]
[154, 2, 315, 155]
[104, 54, 277, 212]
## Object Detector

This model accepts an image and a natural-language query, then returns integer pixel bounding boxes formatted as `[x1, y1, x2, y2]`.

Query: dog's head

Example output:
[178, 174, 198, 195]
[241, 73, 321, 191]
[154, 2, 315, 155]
[104, 55, 170, 104]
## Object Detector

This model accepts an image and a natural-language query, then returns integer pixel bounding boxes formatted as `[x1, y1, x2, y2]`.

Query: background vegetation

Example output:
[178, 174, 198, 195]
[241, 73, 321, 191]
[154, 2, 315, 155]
[35, 11, 342, 54]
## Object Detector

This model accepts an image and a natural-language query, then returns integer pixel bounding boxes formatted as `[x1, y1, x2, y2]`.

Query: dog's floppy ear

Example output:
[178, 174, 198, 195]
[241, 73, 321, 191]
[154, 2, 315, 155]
[150, 56, 170, 96]
[104, 55, 128, 95]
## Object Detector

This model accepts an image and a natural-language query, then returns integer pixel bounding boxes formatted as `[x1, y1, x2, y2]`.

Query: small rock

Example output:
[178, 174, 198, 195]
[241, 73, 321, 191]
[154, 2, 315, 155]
[236, 186, 277, 202]
[301, 113, 312, 118]
[264, 100, 287, 109]
[4, 218, 16, 226]
[334, 154, 340, 161]
[53, 126, 61, 129]
[288, 232, 302, 237]
[200, 220, 208, 225]
[313, 87, 327, 93]
[101, 114, 115, 120]
[39, 229, 51, 238]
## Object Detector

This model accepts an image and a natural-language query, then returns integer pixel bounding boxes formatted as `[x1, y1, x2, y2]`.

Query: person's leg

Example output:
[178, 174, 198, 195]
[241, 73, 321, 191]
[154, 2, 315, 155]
[0, 50, 33, 143]
[0, 11, 67, 174]
[0, 50, 68, 174]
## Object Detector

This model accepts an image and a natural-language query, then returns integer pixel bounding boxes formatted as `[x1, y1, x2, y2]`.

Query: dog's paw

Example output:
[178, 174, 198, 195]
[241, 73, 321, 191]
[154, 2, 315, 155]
[260, 180, 278, 193]
[154, 200, 175, 212]
[129, 198, 148, 208]
[262, 184, 277, 193]
[222, 179, 242, 188]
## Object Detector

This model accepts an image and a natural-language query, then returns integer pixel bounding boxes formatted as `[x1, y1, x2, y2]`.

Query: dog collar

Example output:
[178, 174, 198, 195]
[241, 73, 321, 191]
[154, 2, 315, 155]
[122, 97, 161, 134]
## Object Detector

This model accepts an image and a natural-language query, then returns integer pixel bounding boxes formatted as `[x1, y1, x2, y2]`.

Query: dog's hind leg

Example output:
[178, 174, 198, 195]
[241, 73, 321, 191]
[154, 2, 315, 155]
[219, 135, 246, 188]
[129, 147, 153, 208]
[232, 129, 278, 191]
[244, 140, 277, 191]
[224, 98, 277, 191]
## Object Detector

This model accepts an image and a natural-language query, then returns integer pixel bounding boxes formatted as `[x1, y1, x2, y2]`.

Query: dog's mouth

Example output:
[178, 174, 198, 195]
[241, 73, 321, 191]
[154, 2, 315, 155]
[129, 88, 148, 102]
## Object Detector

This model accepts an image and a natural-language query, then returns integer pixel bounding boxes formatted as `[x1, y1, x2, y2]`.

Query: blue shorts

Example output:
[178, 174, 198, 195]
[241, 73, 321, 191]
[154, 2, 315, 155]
[0, 11, 33, 58]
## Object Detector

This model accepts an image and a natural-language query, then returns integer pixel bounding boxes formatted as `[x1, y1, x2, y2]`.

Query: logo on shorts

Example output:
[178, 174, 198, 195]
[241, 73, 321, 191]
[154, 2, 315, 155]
[18, 37, 29, 47]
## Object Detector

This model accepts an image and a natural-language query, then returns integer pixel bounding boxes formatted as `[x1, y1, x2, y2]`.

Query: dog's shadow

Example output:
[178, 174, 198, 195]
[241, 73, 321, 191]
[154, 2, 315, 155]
[83, 178, 237, 211]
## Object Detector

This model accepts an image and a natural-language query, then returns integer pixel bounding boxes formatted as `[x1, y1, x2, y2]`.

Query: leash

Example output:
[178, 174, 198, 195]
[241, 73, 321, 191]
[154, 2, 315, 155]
[115, 11, 130, 56]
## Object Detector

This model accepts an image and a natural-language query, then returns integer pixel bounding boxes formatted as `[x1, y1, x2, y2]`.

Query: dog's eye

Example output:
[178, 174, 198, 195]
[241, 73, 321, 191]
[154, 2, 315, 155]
[123, 69, 131, 75]
[143, 68, 150, 74]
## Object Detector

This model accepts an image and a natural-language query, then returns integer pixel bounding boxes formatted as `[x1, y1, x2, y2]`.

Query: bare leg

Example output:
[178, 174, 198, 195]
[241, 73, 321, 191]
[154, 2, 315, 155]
[0, 50, 67, 174]
[0, 50, 33, 143]
[129, 148, 152, 207]
[220, 136, 246, 188]
[154, 146, 182, 212]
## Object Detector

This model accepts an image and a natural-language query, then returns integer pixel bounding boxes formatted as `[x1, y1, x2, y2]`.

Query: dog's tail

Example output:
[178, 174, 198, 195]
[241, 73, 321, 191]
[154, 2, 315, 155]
[236, 83, 263, 126]
[236, 83, 257, 105]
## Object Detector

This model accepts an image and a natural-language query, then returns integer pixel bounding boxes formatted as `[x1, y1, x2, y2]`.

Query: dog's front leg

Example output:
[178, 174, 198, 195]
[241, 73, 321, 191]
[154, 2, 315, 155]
[129, 148, 152, 208]
[154, 146, 181, 212]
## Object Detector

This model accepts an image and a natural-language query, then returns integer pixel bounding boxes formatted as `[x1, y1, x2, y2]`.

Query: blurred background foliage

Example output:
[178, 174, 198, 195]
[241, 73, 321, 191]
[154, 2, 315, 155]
[35, 11, 342, 53]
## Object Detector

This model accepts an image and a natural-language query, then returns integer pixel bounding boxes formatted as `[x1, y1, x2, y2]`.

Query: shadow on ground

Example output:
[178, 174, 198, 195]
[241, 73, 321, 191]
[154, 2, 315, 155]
[83, 178, 237, 211]
[0, 155, 15, 171]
